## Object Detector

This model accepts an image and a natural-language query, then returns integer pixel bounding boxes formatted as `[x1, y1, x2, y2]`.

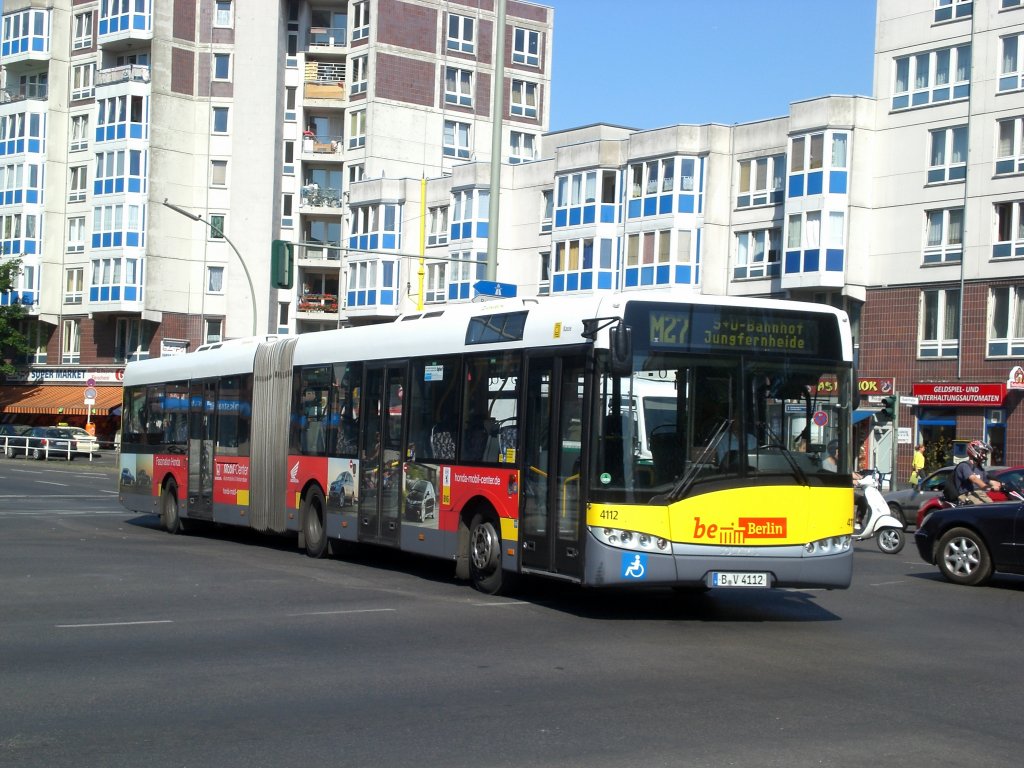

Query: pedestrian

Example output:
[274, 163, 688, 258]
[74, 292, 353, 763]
[909, 442, 925, 485]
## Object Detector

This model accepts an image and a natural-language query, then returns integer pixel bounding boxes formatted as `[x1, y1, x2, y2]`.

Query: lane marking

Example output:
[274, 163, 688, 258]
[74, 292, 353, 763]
[286, 608, 397, 617]
[472, 600, 529, 607]
[57, 620, 174, 629]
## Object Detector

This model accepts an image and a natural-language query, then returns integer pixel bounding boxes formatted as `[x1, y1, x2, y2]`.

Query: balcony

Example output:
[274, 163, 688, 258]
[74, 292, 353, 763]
[301, 135, 345, 160]
[298, 243, 342, 262]
[308, 26, 348, 52]
[304, 60, 346, 103]
[0, 83, 48, 104]
[297, 293, 339, 313]
[300, 184, 343, 209]
[95, 64, 151, 88]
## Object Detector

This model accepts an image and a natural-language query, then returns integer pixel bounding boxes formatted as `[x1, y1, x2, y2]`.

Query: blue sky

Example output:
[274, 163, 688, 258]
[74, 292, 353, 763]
[546, 0, 878, 132]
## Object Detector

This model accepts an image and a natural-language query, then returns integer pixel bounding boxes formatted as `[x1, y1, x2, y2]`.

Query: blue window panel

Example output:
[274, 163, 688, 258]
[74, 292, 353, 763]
[583, 205, 595, 224]
[381, 290, 394, 305]
[993, 243, 1012, 258]
[118, 125, 126, 140]
[995, 159, 1015, 175]
[95, 128, 104, 143]
[476, 222, 488, 239]
[675, 265, 691, 284]
[627, 199, 641, 219]
[600, 204, 616, 223]
[678, 195, 694, 213]
[581, 272, 593, 290]
[382, 234, 396, 250]
[99, 19, 108, 35]
[134, 15, 148, 30]
[92, 235, 101, 248]
[16, 139, 24, 153]
[33, 38, 45, 52]
[112, 286, 121, 301]
[461, 223, 472, 239]
[655, 265, 670, 284]
[569, 207, 581, 226]
[825, 249, 844, 271]
[911, 91, 929, 106]
[460, 283, 471, 300]
[953, 84, 969, 99]
[107, 126, 117, 141]
[785, 250, 801, 273]
[90, 287, 99, 301]
[829, 171, 848, 194]
[130, 124, 144, 139]
[555, 209, 567, 228]
[103, 233, 113, 248]
[643, 197, 657, 217]
[125, 287, 137, 301]
[949, 165, 966, 181]
[369, 234, 380, 250]
[24, 241, 36, 254]
[807, 172, 823, 196]
[788, 175, 804, 198]
[999, 76, 1017, 92]
[892, 95, 909, 110]
[737, 195, 750, 208]
[128, 178, 141, 193]
[927, 168, 946, 183]
[625, 269, 639, 287]
[598, 271, 612, 290]
[658, 195, 672, 215]
[449, 224, 459, 241]
[933, 87, 950, 103]
[348, 235, 358, 247]
[565, 273, 578, 292]
[641, 266, 655, 286]
[100, 287, 110, 301]
[25, 191, 35, 204]
[447, 284, 458, 300]
[93, 181, 103, 195]
[803, 249, 819, 271]
[553, 274, 565, 293]
[382, 262, 394, 285]
[127, 233, 139, 247]
[367, 290, 376, 305]
[28, 139, 41, 153]
[354, 235, 365, 249]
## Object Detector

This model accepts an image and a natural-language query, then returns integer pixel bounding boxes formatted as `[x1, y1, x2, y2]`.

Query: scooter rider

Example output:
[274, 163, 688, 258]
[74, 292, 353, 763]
[954, 440, 1001, 504]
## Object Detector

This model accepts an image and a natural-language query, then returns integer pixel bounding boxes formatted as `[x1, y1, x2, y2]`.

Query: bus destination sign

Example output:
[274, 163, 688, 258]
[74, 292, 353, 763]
[644, 308, 820, 355]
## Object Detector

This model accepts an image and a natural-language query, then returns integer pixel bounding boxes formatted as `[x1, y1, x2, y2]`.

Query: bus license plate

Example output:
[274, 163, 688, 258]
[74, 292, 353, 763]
[710, 571, 769, 588]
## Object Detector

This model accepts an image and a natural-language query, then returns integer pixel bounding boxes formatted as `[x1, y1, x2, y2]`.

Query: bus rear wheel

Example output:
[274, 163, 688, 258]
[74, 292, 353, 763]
[161, 483, 186, 534]
[303, 487, 328, 559]
[469, 512, 503, 595]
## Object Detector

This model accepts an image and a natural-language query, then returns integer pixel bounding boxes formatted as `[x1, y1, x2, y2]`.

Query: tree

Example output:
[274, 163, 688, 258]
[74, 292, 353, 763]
[0, 258, 30, 377]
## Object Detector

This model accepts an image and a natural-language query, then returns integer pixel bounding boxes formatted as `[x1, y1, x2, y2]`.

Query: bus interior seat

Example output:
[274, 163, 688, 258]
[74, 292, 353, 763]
[650, 431, 684, 484]
[430, 424, 456, 460]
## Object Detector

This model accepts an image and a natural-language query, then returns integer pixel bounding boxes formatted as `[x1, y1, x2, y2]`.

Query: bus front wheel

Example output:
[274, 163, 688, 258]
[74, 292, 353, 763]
[303, 487, 328, 559]
[161, 483, 186, 534]
[469, 512, 503, 595]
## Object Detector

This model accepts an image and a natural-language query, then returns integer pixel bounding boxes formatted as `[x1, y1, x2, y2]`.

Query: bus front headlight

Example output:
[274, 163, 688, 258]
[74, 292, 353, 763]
[594, 527, 669, 553]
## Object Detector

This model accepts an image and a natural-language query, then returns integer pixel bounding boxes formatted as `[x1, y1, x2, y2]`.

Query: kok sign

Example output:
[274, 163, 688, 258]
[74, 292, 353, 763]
[857, 377, 895, 395]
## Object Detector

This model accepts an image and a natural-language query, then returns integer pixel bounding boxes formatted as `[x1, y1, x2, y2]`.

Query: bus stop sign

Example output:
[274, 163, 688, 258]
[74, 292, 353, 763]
[473, 280, 517, 298]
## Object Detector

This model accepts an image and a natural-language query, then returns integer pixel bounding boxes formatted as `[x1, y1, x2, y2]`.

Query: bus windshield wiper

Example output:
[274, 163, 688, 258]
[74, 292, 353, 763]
[655, 419, 730, 504]
[759, 422, 809, 486]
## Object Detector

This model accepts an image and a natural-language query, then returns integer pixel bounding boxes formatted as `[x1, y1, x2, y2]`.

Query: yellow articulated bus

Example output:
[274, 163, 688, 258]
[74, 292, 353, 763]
[119, 292, 855, 594]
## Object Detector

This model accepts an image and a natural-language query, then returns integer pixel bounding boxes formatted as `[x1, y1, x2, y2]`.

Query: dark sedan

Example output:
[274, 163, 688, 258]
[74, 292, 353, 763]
[914, 496, 1024, 586]
[15, 427, 78, 461]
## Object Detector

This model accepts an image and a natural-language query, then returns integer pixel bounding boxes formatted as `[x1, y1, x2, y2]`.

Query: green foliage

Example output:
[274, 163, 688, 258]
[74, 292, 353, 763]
[0, 258, 30, 377]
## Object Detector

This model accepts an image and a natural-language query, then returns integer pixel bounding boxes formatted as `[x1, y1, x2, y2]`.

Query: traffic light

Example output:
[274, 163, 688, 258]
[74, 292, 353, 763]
[270, 240, 294, 289]
[879, 395, 896, 420]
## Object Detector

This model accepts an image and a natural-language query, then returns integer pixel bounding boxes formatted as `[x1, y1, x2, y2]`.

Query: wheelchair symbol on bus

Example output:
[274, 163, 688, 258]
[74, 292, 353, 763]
[623, 553, 647, 579]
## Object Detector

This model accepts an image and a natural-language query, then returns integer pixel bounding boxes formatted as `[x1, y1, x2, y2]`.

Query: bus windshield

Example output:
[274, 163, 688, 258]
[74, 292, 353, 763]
[591, 355, 855, 505]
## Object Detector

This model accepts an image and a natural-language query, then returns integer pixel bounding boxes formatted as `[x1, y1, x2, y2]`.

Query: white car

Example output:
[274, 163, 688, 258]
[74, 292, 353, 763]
[60, 426, 100, 455]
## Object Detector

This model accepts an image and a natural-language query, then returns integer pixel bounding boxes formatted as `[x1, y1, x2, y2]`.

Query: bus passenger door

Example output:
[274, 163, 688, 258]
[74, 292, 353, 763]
[187, 380, 215, 520]
[357, 364, 405, 547]
[520, 353, 587, 580]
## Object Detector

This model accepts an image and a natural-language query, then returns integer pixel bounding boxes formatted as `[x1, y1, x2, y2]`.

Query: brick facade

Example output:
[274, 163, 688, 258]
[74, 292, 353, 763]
[376, 52, 435, 107]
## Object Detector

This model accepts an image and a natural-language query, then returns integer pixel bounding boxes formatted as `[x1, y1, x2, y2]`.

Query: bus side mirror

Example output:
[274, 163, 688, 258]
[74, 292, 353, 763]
[609, 322, 632, 376]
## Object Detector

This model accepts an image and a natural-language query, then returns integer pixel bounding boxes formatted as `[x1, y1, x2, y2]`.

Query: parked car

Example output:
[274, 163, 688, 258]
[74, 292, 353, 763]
[59, 426, 100, 455]
[0, 424, 33, 457]
[914, 465, 1024, 528]
[884, 465, 1007, 527]
[914, 489, 1024, 586]
[20, 427, 77, 461]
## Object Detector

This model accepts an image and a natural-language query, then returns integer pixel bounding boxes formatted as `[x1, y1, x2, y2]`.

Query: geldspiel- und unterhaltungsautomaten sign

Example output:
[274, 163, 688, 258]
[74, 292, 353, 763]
[911, 383, 1006, 406]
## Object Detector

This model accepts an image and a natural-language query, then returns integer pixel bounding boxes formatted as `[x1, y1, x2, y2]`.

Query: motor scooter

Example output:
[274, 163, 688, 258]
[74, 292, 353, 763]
[915, 479, 1024, 528]
[853, 471, 905, 554]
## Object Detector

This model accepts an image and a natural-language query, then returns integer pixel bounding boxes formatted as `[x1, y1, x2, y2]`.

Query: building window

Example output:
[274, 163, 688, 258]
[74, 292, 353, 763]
[69, 165, 88, 203]
[73, 11, 93, 50]
[70, 114, 89, 152]
[928, 125, 967, 183]
[994, 200, 1024, 258]
[64, 267, 84, 305]
[67, 217, 86, 253]
[513, 27, 540, 66]
[919, 288, 960, 357]
[446, 13, 474, 54]
[935, 0, 973, 23]
[206, 318, 223, 344]
[996, 116, 1024, 175]
[734, 228, 782, 280]
[893, 44, 971, 109]
[509, 130, 537, 163]
[214, 0, 233, 27]
[71, 63, 94, 100]
[737, 155, 784, 207]
[425, 261, 446, 303]
[352, 1, 370, 41]
[351, 55, 368, 95]
[210, 159, 228, 187]
[510, 79, 538, 118]
[209, 213, 226, 240]
[348, 109, 366, 149]
[428, 206, 449, 246]
[541, 189, 553, 232]
[213, 53, 231, 81]
[212, 106, 229, 134]
[115, 318, 152, 363]
[444, 67, 473, 106]
[348, 163, 365, 184]
[988, 285, 1024, 356]
[62, 319, 81, 364]
[924, 208, 963, 263]
[207, 265, 225, 294]
[443, 120, 471, 158]
[538, 251, 550, 295]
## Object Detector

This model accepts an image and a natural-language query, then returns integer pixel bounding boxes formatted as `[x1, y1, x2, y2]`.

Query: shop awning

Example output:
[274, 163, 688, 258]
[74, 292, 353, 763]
[0, 385, 123, 416]
[853, 409, 874, 424]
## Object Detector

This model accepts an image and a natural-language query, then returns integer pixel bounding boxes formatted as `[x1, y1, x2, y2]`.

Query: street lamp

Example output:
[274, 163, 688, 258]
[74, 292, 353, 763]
[162, 199, 258, 337]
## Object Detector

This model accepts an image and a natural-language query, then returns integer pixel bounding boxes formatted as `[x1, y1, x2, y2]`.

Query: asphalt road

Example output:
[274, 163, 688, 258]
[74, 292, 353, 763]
[1, 457, 1022, 768]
